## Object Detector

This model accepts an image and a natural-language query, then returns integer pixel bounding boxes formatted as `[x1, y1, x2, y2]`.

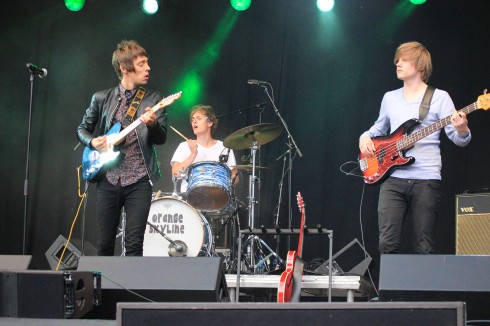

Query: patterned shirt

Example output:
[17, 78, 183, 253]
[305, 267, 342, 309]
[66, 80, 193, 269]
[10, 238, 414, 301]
[106, 86, 148, 186]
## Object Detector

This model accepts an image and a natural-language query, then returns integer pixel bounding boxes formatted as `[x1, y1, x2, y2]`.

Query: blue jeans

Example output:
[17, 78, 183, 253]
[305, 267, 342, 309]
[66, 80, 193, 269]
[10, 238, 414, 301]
[95, 176, 152, 256]
[378, 177, 441, 254]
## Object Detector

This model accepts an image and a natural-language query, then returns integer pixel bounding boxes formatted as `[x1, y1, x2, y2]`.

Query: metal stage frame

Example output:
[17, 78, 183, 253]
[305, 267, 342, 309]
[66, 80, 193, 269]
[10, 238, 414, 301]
[225, 274, 376, 303]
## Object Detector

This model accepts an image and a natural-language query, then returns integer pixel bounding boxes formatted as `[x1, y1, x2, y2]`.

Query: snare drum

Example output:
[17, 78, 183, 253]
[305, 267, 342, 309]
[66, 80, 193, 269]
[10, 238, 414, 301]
[143, 197, 212, 257]
[186, 161, 231, 212]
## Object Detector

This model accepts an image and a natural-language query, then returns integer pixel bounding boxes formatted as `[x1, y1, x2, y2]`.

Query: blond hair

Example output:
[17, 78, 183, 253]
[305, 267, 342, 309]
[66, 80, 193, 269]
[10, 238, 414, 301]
[190, 104, 218, 132]
[394, 41, 432, 83]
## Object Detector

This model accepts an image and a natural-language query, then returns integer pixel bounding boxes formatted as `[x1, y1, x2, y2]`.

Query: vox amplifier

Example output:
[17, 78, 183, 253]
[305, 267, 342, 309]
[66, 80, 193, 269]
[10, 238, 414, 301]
[456, 193, 490, 255]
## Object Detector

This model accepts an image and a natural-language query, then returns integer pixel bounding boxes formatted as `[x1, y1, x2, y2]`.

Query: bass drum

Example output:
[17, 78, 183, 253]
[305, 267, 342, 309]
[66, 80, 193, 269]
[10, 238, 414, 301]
[143, 197, 212, 257]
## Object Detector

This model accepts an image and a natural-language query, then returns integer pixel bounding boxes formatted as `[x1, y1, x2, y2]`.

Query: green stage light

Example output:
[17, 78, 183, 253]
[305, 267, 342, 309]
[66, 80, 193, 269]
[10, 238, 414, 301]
[410, 0, 427, 4]
[64, 0, 85, 12]
[317, 0, 335, 12]
[230, 0, 251, 11]
[142, 0, 159, 15]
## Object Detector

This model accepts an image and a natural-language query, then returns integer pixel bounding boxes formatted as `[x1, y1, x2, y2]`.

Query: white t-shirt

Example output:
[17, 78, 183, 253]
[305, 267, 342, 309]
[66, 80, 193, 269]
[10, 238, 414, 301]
[170, 140, 237, 192]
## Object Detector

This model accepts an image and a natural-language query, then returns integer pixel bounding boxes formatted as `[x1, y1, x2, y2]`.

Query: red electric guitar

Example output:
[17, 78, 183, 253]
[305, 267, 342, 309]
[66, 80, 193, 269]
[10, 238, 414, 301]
[359, 92, 490, 185]
[277, 192, 306, 303]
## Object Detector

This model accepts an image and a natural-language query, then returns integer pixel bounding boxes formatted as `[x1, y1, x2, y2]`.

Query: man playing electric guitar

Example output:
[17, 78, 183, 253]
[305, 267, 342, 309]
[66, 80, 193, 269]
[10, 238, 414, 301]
[359, 41, 471, 255]
[77, 40, 169, 256]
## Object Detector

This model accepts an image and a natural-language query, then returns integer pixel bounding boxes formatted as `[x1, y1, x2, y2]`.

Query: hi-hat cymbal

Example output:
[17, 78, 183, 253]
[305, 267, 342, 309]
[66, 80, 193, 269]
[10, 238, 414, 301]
[230, 165, 270, 172]
[223, 123, 282, 150]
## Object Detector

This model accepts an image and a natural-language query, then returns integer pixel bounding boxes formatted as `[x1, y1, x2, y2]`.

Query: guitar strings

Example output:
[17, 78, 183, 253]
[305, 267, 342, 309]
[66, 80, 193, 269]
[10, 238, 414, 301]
[360, 102, 477, 173]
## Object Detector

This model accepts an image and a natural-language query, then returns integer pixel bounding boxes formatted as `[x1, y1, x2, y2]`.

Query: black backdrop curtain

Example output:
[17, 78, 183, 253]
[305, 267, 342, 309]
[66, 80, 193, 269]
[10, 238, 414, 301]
[1, 1, 490, 284]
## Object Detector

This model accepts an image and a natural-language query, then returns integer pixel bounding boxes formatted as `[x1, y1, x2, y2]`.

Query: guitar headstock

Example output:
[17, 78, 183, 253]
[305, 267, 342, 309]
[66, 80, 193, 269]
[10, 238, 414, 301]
[159, 91, 182, 108]
[477, 91, 490, 110]
[296, 192, 304, 213]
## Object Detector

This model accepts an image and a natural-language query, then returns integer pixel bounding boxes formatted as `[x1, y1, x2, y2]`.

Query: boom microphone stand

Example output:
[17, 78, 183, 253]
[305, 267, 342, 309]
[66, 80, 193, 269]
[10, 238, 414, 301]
[256, 81, 303, 251]
[23, 63, 47, 254]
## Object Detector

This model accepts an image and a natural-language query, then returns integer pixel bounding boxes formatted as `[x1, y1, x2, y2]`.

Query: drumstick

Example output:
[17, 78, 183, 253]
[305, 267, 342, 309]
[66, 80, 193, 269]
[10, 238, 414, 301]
[170, 125, 189, 141]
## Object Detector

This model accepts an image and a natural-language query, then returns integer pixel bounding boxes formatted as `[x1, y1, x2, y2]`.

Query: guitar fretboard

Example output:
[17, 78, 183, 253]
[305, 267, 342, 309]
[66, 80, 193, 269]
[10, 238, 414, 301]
[112, 92, 181, 145]
[397, 102, 477, 150]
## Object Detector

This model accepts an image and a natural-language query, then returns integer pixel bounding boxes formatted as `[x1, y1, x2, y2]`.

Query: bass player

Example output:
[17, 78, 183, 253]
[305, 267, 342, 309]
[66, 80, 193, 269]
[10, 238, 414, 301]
[359, 41, 471, 254]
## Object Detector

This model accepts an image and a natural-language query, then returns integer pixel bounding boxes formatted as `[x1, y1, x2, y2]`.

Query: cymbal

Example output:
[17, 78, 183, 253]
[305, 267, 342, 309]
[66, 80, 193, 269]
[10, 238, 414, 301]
[223, 123, 282, 150]
[230, 165, 270, 172]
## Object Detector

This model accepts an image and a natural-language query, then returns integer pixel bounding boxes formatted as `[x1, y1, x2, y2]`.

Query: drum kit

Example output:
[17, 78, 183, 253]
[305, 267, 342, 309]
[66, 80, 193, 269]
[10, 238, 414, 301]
[141, 122, 283, 273]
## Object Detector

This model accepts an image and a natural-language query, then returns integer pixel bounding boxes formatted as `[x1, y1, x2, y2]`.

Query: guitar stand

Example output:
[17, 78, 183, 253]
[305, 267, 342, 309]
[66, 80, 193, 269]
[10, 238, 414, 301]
[234, 226, 334, 303]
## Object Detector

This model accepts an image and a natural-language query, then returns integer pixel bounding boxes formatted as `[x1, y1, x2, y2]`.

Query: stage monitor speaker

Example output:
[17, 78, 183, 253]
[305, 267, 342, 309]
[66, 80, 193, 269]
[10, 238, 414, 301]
[116, 302, 465, 326]
[77, 256, 228, 319]
[0, 255, 32, 270]
[0, 270, 96, 319]
[45, 235, 97, 270]
[456, 192, 490, 255]
[314, 238, 372, 276]
[379, 254, 490, 320]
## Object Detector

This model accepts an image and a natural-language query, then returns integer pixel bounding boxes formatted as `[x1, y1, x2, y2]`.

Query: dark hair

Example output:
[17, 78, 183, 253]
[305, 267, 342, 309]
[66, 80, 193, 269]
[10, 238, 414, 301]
[112, 40, 148, 80]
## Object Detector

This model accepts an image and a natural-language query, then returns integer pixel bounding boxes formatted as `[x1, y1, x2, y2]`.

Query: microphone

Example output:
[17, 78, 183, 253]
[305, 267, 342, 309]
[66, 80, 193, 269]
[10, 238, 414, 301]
[219, 148, 230, 163]
[247, 79, 268, 85]
[26, 63, 48, 78]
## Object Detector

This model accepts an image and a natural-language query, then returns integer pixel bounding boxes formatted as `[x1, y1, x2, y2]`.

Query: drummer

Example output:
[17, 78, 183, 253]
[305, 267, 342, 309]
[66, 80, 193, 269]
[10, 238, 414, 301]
[171, 104, 238, 192]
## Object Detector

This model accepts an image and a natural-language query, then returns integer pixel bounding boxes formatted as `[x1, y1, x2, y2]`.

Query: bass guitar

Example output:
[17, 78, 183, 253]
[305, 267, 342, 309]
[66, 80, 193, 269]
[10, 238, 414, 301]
[81, 91, 182, 182]
[277, 192, 306, 303]
[359, 93, 490, 185]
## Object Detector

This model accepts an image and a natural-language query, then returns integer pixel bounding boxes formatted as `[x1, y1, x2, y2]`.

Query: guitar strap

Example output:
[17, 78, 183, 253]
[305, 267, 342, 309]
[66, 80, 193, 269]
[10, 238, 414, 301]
[124, 86, 147, 124]
[419, 85, 435, 122]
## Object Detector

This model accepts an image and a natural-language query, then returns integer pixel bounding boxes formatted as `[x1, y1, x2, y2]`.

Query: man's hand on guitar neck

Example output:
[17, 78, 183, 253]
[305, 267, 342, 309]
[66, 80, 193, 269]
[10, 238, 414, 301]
[139, 107, 156, 126]
[359, 135, 376, 157]
[450, 111, 469, 137]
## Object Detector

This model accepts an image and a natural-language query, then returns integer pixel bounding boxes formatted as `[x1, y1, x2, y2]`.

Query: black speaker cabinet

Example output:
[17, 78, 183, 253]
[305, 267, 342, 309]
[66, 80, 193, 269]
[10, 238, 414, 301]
[116, 302, 465, 326]
[456, 193, 490, 255]
[77, 256, 228, 319]
[0, 270, 96, 319]
[379, 254, 490, 320]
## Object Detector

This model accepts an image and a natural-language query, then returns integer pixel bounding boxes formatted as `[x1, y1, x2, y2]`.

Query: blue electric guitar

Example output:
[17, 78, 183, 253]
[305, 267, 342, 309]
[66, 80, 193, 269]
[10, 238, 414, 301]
[81, 91, 182, 182]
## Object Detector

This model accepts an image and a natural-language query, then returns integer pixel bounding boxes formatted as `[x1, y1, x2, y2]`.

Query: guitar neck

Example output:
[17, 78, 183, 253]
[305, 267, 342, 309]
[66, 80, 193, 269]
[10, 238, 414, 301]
[112, 95, 176, 145]
[397, 102, 478, 150]
[297, 195, 306, 257]
[113, 117, 143, 144]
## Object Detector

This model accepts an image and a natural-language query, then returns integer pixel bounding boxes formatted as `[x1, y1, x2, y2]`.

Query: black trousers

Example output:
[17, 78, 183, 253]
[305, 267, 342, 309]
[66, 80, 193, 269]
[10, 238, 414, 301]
[378, 177, 441, 254]
[95, 176, 152, 256]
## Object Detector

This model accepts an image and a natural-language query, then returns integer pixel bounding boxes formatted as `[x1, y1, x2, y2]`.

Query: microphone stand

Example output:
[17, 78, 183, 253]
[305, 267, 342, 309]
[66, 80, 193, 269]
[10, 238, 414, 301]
[22, 72, 38, 254]
[214, 101, 269, 119]
[273, 153, 287, 255]
[260, 83, 302, 251]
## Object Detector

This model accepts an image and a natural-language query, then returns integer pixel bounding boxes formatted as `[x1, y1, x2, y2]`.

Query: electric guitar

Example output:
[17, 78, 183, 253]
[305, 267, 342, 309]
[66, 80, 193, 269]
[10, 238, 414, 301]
[81, 91, 182, 182]
[359, 93, 490, 185]
[277, 192, 306, 303]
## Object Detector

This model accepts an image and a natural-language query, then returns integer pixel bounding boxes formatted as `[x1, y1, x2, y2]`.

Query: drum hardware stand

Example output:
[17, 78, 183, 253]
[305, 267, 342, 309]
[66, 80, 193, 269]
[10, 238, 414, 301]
[246, 140, 260, 271]
[171, 174, 183, 199]
[235, 226, 334, 303]
[228, 208, 241, 273]
[250, 235, 284, 272]
[146, 221, 188, 256]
